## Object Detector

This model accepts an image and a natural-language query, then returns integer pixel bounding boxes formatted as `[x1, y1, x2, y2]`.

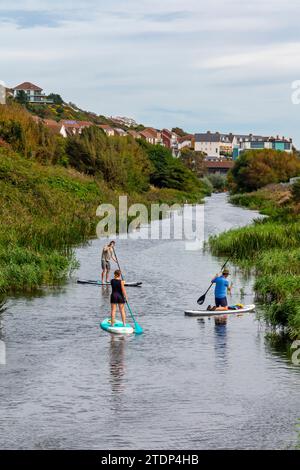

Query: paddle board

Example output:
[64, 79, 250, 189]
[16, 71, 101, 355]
[100, 318, 134, 335]
[184, 304, 256, 317]
[77, 280, 142, 287]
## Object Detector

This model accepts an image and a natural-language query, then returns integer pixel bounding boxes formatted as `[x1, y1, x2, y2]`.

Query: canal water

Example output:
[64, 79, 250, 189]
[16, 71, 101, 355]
[0, 193, 299, 449]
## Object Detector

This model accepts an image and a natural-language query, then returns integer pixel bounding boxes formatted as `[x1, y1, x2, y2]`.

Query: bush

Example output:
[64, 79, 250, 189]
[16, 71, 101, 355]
[229, 149, 300, 193]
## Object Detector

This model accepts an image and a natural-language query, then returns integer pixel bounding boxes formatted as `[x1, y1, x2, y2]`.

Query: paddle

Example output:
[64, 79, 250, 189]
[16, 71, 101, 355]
[197, 257, 230, 305]
[112, 247, 143, 335]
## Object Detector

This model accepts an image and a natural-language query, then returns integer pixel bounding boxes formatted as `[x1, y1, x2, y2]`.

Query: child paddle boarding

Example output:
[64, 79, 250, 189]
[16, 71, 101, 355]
[110, 270, 128, 326]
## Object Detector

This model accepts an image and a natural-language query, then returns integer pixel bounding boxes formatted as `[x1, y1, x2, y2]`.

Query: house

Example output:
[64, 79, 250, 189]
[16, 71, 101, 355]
[114, 128, 128, 137]
[43, 119, 67, 138]
[98, 124, 115, 136]
[195, 132, 236, 159]
[111, 116, 138, 127]
[59, 120, 93, 136]
[139, 127, 162, 145]
[12, 82, 53, 104]
[178, 134, 194, 150]
[161, 129, 178, 148]
[128, 130, 141, 139]
[236, 134, 293, 155]
[204, 160, 234, 174]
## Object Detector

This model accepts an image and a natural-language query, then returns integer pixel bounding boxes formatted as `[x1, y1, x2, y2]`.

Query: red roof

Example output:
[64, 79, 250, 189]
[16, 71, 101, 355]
[13, 82, 43, 91]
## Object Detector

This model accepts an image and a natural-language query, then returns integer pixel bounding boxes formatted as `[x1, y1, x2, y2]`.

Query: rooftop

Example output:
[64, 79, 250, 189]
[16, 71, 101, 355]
[13, 82, 43, 91]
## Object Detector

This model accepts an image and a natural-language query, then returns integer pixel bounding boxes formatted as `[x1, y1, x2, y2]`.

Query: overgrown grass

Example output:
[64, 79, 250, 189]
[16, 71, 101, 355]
[0, 148, 207, 293]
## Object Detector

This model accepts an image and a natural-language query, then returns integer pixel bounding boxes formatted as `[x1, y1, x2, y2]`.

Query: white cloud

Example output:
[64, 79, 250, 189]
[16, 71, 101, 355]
[0, 0, 300, 145]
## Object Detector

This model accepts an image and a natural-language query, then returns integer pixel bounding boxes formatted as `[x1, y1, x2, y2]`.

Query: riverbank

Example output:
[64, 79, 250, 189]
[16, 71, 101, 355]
[0, 148, 209, 294]
[209, 185, 300, 339]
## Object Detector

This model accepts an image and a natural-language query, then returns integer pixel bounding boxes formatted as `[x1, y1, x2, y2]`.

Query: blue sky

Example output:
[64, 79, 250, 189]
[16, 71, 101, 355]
[0, 0, 300, 145]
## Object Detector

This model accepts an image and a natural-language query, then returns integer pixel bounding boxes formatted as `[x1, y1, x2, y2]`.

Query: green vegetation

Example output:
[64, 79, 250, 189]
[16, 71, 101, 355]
[210, 181, 300, 339]
[228, 149, 300, 193]
[205, 173, 227, 192]
[0, 102, 210, 293]
[139, 141, 210, 198]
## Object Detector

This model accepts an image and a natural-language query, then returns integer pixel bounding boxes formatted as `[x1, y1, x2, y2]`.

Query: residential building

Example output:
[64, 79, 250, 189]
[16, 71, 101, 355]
[177, 134, 194, 150]
[111, 116, 138, 127]
[236, 134, 293, 154]
[128, 130, 141, 139]
[60, 120, 93, 136]
[139, 127, 162, 145]
[12, 82, 53, 104]
[161, 129, 178, 148]
[98, 124, 115, 136]
[43, 119, 67, 138]
[195, 132, 236, 159]
[114, 128, 128, 137]
[196, 131, 293, 159]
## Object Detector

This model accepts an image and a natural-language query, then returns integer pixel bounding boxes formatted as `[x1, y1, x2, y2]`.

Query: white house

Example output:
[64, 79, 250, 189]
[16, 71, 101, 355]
[12, 82, 53, 104]
[194, 132, 236, 159]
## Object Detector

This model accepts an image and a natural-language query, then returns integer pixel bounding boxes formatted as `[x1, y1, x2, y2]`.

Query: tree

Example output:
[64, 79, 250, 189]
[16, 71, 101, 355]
[179, 148, 206, 177]
[172, 127, 187, 137]
[48, 93, 64, 105]
[15, 90, 28, 105]
[229, 149, 300, 192]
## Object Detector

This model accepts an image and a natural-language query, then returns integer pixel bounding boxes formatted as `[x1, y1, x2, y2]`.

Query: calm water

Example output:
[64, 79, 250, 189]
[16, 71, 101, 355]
[0, 193, 299, 450]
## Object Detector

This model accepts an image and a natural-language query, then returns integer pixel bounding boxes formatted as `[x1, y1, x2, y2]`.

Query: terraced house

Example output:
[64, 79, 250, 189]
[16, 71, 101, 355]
[195, 131, 293, 159]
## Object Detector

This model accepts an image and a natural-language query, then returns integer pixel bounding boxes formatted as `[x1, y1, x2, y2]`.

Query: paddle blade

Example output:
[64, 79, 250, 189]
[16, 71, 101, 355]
[197, 294, 205, 305]
[134, 323, 143, 335]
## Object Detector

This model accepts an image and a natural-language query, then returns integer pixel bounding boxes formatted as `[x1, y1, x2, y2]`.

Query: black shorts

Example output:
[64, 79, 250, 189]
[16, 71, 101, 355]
[215, 297, 228, 307]
[110, 294, 125, 305]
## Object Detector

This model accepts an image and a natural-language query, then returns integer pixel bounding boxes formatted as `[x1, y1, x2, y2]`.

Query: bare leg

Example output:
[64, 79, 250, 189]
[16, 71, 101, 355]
[111, 304, 116, 326]
[106, 268, 110, 283]
[101, 269, 106, 283]
[119, 304, 126, 326]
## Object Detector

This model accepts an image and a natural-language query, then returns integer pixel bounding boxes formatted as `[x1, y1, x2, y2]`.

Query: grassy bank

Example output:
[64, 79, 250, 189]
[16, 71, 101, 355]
[0, 148, 208, 294]
[209, 185, 300, 339]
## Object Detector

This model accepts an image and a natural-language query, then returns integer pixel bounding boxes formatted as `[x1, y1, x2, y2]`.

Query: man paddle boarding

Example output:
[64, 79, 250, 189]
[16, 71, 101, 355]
[210, 268, 232, 311]
[110, 269, 128, 326]
[101, 241, 117, 283]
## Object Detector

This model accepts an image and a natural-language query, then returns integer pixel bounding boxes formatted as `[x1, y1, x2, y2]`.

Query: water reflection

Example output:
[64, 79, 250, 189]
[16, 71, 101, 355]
[109, 336, 126, 396]
[214, 318, 228, 369]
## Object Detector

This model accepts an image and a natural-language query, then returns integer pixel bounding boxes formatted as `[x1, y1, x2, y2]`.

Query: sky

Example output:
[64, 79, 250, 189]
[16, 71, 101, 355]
[0, 0, 300, 145]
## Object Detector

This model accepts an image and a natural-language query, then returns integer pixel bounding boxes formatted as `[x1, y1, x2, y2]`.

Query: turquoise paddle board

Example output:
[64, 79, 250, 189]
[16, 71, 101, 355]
[100, 318, 134, 335]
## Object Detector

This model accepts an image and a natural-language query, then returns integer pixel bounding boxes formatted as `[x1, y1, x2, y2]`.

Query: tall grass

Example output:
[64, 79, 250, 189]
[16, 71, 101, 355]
[209, 216, 300, 339]
[209, 220, 300, 258]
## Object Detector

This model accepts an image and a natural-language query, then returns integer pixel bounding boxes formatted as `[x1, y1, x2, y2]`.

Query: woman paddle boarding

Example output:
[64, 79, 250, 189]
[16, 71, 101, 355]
[110, 269, 128, 326]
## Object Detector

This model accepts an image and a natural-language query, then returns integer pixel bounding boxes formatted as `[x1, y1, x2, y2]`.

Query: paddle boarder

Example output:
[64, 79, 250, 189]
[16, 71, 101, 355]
[101, 241, 117, 283]
[210, 268, 232, 310]
[110, 269, 128, 326]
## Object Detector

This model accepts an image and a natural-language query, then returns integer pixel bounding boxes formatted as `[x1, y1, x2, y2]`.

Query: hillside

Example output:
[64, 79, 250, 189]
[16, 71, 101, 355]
[0, 102, 211, 293]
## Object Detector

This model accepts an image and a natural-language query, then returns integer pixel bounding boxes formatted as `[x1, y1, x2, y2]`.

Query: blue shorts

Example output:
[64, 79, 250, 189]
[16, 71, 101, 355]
[215, 297, 227, 307]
